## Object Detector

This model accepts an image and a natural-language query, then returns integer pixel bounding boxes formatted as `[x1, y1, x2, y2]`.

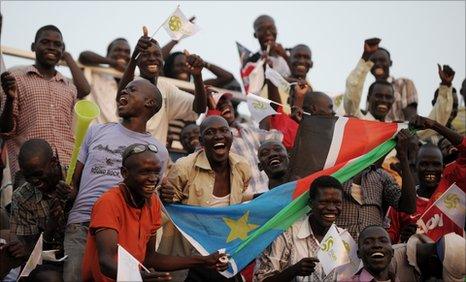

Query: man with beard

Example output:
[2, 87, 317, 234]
[63, 79, 169, 282]
[352, 226, 396, 281]
[10, 139, 73, 282]
[117, 33, 207, 145]
[254, 176, 356, 281]
[82, 143, 228, 281]
[0, 25, 90, 183]
[79, 38, 131, 123]
[159, 116, 251, 281]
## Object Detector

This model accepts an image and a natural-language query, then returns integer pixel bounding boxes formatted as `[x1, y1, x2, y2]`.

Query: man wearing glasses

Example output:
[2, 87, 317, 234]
[63, 79, 169, 282]
[82, 143, 228, 281]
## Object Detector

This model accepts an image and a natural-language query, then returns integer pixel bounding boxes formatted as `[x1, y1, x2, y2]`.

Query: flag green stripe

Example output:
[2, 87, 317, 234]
[233, 138, 396, 254]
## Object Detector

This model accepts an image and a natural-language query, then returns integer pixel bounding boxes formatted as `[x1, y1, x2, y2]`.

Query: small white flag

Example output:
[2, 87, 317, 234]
[317, 224, 350, 275]
[435, 183, 465, 228]
[19, 233, 43, 277]
[246, 94, 279, 122]
[265, 65, 291, 93]
[247, 59, 265, 95]
[117, 244, 143, 282]
[335, 230, 362, 279]
[162, 6, 200, 41]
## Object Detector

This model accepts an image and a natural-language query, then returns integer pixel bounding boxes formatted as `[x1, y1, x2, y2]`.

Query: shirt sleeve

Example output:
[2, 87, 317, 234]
[381, 171, 402, 210]
[253, 232, 292, 282]
[401, 78, 418, 106]
[417, 85, 453, 140]
[89, 191, 122, 234]
[77, 124, 97, 164]
[343, 59, 374, 118]
[166, 159, 189, 202]
[165, 83, 197, 121]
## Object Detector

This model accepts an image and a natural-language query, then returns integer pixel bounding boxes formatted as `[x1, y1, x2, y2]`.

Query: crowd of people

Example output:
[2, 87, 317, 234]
[0, 11, 465, 282]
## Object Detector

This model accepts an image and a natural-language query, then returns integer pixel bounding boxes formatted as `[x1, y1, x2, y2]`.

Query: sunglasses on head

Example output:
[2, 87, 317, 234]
[123, 144, 158, 162]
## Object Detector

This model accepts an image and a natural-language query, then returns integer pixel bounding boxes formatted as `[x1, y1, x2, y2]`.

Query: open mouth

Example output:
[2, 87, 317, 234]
[116, 58, 127, 64]
[213, 142, 227, 154]
[370, 252, 385, 258]
[376, 104, 389, 113]
[268, 157, 282, 167]
[190, 139, 200, 148]
[424, 173, 438, 183]
[143, 185, 156, 194]
[374, 68, 384, 76]
[147, 64, 159, 73]
[178, 72, 189, 80]
[221, 108, 232, 116]
[44, 52, 57, 60]
[295, 65, 307, 73]
[322, 214, 337, 221]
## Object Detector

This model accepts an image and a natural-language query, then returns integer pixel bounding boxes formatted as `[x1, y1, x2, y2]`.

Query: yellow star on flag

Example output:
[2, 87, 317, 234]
[223, 211, 258, 243]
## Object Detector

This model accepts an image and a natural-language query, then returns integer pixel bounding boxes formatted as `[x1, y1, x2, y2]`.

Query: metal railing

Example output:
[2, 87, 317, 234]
[1, 45, 244, 99]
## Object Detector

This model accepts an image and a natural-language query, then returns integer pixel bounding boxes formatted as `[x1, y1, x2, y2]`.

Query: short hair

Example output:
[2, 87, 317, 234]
[309, 175, 343, 201]
[121, 143, 157, 167]
[367, 80, 394, 100]
[18, 139, 53, 167]
[106, 38, 129, 55]
[417, 142, 442, 157]
[358, 225, 391, 246]
[180, 122, 198, 137]
[147, 85, 163, 117]
[377, 47, 391, 60]
[163, 51, 184, 79]
[253, 15, 275, 30]
[34, 25, 62, 43]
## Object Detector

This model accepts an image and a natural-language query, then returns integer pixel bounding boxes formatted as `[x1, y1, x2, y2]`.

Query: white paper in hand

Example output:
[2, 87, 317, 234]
[117, 244, 143, 282]
[19, 233, 43, 277]
[317, 224, 350, 275]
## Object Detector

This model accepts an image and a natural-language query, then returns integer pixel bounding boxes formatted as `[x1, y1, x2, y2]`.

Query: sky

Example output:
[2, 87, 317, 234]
[1, 1, 465, 116]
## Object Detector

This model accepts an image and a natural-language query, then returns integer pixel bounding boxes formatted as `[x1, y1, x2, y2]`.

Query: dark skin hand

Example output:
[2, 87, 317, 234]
[61, 51, 91, 99]
[437, 64, 455, 87]
[264, 257, 320, 282]
[0, 72, 17, 133]
[410, 115, 463, 146]
[399, 223, 418, 243]
[362, 38, 381, 61]
[395, 129, 417, 214]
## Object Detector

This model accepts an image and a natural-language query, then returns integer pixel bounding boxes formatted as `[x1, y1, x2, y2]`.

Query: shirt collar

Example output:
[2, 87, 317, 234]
[297, 215, 315, 239]
[26, 65, 67, 83]
[357, 268, 376, 282]
[194, 150, 243, 171]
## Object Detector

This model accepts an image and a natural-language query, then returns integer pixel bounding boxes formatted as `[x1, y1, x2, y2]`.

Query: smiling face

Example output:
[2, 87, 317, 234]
[108, 39, 130, 66]
[200, 116, 233, 163]
[258, 141, 289, 179]
[370, 49, 391, 80]
[254, 15, 277, 51]
[137, 41, 163, 79]
[32, 29, 65, 68]
[180, 123, 200, 154]
[309, 187, 343, 228]
[216, 97, 236, 125]
[417, 144, 444, 191]
[368, 83, 395, 120]
[290, 45, 313, 79]
[21, 154, 61, 194]
[172, 53, 190, 81]
[117, 80, 159, 119]
[122, 151, 162, 200]
[357, 226, 394, 275]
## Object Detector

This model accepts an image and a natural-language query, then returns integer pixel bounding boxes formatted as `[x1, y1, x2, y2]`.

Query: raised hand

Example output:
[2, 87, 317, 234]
[1, 72, 17, 99]
[395, 129, 413, 159]
[409, 114, 436, 131]
[362, 37, 381, 61]
[437, 64, 455, 87]
[133, 26, 152, 59]
[184, 50, 204, 76]
[159, 178, 176, 203]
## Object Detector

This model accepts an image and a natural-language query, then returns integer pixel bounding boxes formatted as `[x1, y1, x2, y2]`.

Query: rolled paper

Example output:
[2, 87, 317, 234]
[65, 100, 100, 184]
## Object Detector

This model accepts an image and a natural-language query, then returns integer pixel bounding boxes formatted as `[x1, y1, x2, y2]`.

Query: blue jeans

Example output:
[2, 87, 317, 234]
[63, 223, 88, 282]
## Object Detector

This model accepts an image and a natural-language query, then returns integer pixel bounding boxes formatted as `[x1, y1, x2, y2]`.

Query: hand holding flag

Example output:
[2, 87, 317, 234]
[317, 224, 350, 275]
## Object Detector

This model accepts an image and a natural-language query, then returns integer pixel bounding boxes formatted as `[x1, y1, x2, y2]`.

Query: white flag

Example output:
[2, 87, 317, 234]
[247, 59, 265, 95]
[19, 233, 43, 277]
[246, 94, 279, 122]
[162, 6, 200, 41]
[265, 65, 291, 93]
[435, 183, 465, 228]
[335, 230, 362, 279]
[117, 244, 143, 282]
[317, 224, 350, 275]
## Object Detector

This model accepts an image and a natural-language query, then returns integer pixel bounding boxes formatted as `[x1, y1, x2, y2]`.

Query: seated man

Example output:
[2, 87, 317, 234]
[335, 129, 416, 239]
[254, 176, 355, 281]
[79, 38, 131, 123]
[10, 139, 73, 282]
[159, 116, 251, 281]
[64, 79, 169, 282]
[351, 225, 395, 281]
[81, 143, 226, 281]
[257, 140, 289, 190]
[391, 233, 466, 281]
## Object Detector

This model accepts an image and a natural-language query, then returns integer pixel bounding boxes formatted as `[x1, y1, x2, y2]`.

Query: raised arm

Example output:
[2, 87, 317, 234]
[395, 129, 417, 214]
[411, 115, 463, 147]
[61, 52, 91, 99]
[79, 51, 126, 72]
[185, 51, 207, 114]
[0, 72, 17, 133]
[202, 62, 235, 88]
[343, 38, 379, 117]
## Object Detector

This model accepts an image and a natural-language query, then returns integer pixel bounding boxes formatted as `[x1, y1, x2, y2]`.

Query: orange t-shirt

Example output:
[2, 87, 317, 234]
[81, 185, 162, 282]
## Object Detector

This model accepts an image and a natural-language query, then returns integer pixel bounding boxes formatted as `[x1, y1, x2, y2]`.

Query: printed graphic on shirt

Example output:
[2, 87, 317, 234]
[89, 144, 127, 177]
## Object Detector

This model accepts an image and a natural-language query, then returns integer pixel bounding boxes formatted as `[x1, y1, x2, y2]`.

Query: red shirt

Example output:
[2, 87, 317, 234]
[431, 137, 466, 201]
[386, 196, 430, 243]
[270, 106, 298, 150]
[82, 186, 162, 282]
